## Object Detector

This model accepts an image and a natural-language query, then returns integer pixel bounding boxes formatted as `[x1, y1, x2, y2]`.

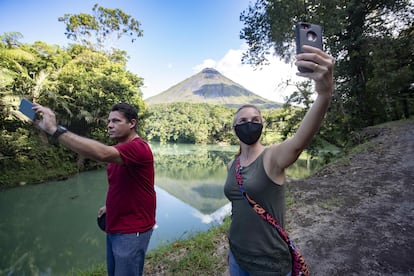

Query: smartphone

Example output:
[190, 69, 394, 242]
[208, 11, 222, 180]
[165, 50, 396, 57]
[19, 98, 36, 120]
[295, 22, 323, 73]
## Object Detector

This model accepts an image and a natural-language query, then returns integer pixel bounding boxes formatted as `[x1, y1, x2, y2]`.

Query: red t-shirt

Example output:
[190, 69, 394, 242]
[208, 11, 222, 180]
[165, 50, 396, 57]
[105, 137, 156, 233]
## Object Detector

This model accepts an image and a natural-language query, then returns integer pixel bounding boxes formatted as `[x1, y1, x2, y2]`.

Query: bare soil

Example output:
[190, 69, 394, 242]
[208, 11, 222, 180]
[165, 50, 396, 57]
[286, 119, 414, 275]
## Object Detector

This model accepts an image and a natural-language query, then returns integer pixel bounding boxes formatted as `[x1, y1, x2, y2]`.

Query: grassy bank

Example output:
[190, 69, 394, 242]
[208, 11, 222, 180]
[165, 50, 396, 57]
[74, 191, 300, 275]
[73, 218, 231, 275]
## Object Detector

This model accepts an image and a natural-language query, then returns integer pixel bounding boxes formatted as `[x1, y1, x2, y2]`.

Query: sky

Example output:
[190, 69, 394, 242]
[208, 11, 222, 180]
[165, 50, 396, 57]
[0, 0, 300, 102]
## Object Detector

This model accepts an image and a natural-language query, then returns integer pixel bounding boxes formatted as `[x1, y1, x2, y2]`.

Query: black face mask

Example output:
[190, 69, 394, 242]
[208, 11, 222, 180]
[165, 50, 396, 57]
[234, 122, 263, 145]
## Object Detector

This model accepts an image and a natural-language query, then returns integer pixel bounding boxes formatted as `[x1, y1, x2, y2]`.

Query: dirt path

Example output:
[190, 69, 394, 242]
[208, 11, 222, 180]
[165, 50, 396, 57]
[286, 120, 414, 275]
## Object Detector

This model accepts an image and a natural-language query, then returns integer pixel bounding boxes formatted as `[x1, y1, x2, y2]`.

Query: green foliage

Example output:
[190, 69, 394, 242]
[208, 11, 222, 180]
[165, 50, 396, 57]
[153, 144, 232, 180]
[42, 45, 146, 137]
[0, 126, 79, 187]
[144, 99, 332, 157]
[0, 29, 147, 188]
[145, 102, 237, 144]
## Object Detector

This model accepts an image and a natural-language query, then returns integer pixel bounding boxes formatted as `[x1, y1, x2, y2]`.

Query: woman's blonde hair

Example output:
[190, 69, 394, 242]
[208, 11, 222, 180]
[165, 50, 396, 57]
[233, 104, 263, 127]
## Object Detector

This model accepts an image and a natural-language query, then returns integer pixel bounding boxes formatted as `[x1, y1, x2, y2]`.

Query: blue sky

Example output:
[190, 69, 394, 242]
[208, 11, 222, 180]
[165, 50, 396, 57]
[0, 0, 299, 102]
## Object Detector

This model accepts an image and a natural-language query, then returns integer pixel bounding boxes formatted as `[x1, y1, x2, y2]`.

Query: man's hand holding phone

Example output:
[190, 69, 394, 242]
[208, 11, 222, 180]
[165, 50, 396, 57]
[18, 98, 37, 121]
[18, 99, 58, 135]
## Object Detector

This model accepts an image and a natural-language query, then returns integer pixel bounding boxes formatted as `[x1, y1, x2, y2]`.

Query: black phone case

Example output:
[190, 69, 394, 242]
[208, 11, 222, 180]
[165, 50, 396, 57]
[19, 98, 36, 120]
[295, 22, 323, 73]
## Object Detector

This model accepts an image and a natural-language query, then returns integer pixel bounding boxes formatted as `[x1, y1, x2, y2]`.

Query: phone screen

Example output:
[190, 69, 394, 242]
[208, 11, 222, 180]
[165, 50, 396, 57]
[19, 98, 36, 120]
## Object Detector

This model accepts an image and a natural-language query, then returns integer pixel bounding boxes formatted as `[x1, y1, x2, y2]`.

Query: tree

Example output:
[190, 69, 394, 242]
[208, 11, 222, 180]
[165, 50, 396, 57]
[145, 103, 236, 145]
[58, 3, 143, 53]
[240, 0, 414, 147]
[1, 4, 148, 184]
[0, 32, 23, 49]
[37, 45, 145, 138]
[0, 33, 37, 124]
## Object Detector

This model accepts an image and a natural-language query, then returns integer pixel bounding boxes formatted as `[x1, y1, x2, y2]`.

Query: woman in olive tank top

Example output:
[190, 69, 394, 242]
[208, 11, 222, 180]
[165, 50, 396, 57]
[224, 45, 335, 276]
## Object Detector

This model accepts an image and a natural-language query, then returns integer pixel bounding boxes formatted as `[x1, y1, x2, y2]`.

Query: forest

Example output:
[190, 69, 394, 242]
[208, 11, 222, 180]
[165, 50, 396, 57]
[1, 1, 413, 188]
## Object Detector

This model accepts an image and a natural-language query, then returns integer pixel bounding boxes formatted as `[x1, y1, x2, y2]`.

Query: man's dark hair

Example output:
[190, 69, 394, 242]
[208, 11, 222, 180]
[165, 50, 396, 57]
[111, 102, 139, 123]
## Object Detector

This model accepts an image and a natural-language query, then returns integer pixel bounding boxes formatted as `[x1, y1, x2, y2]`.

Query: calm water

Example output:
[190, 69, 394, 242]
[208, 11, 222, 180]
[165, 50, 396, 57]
[0, 143, 237, 275]
[0, 143, 316, 275]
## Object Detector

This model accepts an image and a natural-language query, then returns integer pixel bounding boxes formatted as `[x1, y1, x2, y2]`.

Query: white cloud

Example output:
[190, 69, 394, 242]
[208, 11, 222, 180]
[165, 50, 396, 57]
[192, 202, 231, 224]
[193, 45, 301, 103]
[196, 58, 216, 68]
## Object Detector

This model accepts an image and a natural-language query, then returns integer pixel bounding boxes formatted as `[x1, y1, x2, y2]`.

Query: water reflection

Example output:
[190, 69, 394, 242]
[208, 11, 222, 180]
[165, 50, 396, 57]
[0, 177, 232, 275]
[0, 143, 237, 275]
[151, 187, 231, 249]
[151, 143, 236, 213]
[0, 171, 107, 275]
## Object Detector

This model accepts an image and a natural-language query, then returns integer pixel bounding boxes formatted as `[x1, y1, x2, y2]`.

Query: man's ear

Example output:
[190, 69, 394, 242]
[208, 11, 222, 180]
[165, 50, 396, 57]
[130, 119, 137, 129]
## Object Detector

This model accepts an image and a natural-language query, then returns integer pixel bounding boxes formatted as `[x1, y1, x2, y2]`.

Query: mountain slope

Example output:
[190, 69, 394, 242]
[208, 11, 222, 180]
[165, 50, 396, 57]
[145, 68, 282, 109]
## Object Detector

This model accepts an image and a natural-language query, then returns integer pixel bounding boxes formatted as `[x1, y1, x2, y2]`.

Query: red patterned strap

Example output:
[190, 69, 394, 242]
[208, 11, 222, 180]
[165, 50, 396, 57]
[234, 158, 310, 276]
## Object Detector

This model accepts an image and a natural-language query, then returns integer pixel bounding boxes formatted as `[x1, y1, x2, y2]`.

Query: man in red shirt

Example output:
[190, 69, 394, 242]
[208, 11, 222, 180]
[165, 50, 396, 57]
[33, 102, 156, 276]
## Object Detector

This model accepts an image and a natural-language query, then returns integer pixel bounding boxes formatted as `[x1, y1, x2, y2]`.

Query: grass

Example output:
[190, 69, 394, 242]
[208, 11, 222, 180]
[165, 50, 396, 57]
[145, 217, 231, 275]
[75, 218, 231, 276]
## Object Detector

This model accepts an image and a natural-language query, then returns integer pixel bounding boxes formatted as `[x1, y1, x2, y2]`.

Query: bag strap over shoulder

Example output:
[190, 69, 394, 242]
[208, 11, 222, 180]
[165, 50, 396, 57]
[234, 158, 310, 276]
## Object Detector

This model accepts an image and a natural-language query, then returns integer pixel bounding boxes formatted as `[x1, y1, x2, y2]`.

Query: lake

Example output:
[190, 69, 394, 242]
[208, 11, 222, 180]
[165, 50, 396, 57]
[0, 143, 317, 275]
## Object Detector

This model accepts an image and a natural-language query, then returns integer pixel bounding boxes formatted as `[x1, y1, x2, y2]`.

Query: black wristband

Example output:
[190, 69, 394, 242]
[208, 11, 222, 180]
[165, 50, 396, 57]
[52, 125, 68, 139]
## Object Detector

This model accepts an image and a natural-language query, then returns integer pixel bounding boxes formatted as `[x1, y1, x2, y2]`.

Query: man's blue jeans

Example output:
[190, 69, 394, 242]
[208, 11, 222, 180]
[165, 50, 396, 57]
[106, 229, 153, 276]
[229, 250, 292, 276]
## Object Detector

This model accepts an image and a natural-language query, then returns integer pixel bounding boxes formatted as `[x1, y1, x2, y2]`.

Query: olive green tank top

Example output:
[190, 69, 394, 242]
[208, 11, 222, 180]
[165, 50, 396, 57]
[224, 149, 292, 275]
